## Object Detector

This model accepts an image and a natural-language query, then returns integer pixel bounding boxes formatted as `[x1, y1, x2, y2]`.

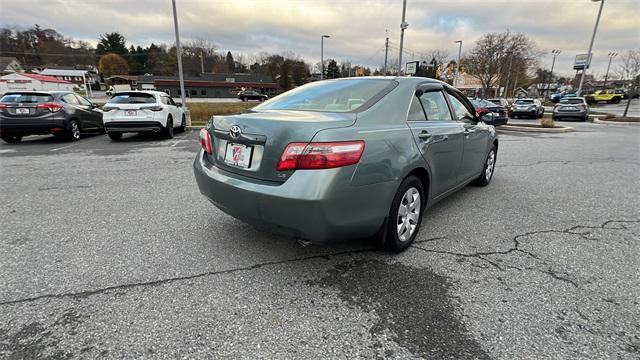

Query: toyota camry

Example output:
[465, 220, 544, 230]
[194, 77, 498, 252]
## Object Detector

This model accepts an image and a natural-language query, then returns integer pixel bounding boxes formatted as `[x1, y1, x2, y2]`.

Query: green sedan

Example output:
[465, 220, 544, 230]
[194, 77, 498, 252]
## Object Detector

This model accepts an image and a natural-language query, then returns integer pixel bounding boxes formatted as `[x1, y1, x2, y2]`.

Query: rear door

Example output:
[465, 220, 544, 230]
[60, 93, 89, 129]
[162, 95, 182, 125]
[445, 89, 490, 182]
[405, 84, 464, 197]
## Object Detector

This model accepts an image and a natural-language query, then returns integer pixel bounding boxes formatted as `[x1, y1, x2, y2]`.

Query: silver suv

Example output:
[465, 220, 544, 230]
[510, 98, 544, 119]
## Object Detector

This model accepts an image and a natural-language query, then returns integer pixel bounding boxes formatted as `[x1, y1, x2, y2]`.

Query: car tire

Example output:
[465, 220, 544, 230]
[162, 116, 174, 139]
[66, 119, 81, 141]
[1, 133, 23, 144]
[473, 145, 497, 187]
[108, 132, 122, 141]
[382, 175, 425, 253]
[178, 114, 186, 132]
[242, 97, 247, 102]
[613, 97, 621, 104]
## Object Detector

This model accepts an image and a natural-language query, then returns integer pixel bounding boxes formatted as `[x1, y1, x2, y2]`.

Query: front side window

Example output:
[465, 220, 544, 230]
[254, 79, 397, 113]
[446, 92, 474, 121]
[419, 91, 452, 121]
[75, 95, 92, 106]
[61, 94, 79, 105]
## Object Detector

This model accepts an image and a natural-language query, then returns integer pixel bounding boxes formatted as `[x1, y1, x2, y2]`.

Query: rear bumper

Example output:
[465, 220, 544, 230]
[553, 110, 588, 118]
[493, 116, 508, 126]
[0, 116, 67, 135]
[104, 121, 163, 133]
[193, 150, 394, 243]
[510, 109, 538, 116]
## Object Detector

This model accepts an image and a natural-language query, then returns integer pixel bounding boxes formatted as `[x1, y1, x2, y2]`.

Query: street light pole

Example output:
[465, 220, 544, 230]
[545, 50, 561, 99]
[454, 40, 462, 86]
[504, 52, 514, 98]
[320, 35, 330, 80]
[383, 30, 389, 75]
[577, 0, 605, 96]
[171, 0, 187, 116]
[603, 52, 617, 89]
[398, 0, 408, 76]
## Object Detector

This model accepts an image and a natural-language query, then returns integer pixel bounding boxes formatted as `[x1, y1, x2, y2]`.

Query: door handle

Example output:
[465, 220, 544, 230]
[464, 128, 476, 134]
[418, 131, 432, 140]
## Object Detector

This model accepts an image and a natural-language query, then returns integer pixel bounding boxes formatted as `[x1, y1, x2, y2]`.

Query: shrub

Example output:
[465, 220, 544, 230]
[540, 118, 555, 128]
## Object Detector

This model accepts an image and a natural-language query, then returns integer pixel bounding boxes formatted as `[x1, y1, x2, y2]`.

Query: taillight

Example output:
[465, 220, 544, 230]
[199, 128, 213, 155]
[0, 103, 7, 109]
[277, 141, 365, 171]
[475, 107, 487, 117]
[141, 105, 163, 111]
[36, 102, 63, 112]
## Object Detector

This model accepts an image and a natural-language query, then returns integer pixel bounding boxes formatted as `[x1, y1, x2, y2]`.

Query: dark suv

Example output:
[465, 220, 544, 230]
[0, 91, 103, 143]
[237, 90, 268, 102]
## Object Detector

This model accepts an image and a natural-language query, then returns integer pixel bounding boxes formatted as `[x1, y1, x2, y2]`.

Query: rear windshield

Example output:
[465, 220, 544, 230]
[487, 99, 502, 105]
[560, 99, 583, 104]
[514, 99, 534, 104]
[108, 93, 156, 104]
[471, 99, 495, 107]
[0, 93, 53, 104]
[254, 79, 396, 113]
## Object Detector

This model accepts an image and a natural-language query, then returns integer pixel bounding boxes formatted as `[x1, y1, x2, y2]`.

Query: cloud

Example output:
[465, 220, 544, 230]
[1, 0, 638, 77]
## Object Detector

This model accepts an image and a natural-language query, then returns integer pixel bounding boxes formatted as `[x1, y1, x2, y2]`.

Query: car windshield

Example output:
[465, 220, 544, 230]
[471, 99, 495, 107]
[487, 99, 503, 105]
[253, 79, 396, 112]
[108, 93, 156, 104]
[514, 100, 534, 104]
[0, 93, 53, 104]
[560, 99, 583, 104]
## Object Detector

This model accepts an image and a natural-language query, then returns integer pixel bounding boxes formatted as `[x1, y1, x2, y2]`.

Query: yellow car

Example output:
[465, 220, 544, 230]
[585, 89, 626, 104]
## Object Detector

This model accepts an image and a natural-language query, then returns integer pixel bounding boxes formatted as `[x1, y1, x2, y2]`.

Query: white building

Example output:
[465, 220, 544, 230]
[0, 73, 74, 95]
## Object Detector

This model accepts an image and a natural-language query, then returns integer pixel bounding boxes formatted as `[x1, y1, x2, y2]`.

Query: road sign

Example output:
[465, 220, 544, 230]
[574, 53, 592, 70]
[405, 61, 419, 75]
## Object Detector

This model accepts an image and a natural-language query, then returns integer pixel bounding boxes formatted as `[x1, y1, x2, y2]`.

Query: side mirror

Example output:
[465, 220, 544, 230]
[91, 103, 98, 108]
[176, 102, 182, 107]
[479, 111, 495, 125]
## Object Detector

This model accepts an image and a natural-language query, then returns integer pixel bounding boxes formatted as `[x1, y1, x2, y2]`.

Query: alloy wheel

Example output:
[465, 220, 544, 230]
[397, 187, 420, 242]
[71, 121, 80, 140]
[485, 150, 496, 181]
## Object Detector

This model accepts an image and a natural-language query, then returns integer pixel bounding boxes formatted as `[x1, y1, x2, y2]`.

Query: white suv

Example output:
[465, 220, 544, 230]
[102, 91, 185, 140]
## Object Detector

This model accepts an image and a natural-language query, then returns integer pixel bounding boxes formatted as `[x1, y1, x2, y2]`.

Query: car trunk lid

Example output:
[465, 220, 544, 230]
[208, 110, 356, 183]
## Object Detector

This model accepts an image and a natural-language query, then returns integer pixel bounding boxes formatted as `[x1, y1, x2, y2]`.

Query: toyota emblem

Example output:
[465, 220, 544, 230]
[230, 125, 241, 139]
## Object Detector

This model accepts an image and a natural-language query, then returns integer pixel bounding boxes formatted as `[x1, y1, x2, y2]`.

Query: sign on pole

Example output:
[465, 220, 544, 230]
[573, 53, 592, 70]
[405, 61, 419, 75]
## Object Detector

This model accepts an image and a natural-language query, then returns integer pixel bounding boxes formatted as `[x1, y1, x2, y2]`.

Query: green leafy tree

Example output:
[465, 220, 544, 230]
[325, 59, 340, 79]
[226, 51, 235, 73]
[96, 32, 128, 56]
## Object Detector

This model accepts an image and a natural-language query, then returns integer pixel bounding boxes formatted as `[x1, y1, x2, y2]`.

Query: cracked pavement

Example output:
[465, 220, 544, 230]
[1, 121, 639, 359]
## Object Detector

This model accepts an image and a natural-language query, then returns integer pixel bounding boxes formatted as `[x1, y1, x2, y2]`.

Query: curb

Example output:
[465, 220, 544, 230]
[592, 118, 640, 125]
[497, 125, 575, 133]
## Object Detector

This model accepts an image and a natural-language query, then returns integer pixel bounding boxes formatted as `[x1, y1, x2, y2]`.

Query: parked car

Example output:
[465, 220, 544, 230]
[105, 84, 132, 96]
[102, 91, 185, 141]
[549, 92, 577, 103]
[0, 91, 103, 143]
[469, 98, 508, 125]
[487, 98, 509, 108]
[237, 90, 268, 102]
[194, 77, 499, 252]
[509, 98, 544, 119]
[552, 97, 589, 121]
[584, 89, 625, 104]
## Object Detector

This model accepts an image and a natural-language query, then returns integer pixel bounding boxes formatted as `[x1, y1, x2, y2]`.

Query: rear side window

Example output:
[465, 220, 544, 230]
[109, 93, 156, 104]
[254, 79, 397, 113]
[0, 93, 53, 104]
[407, 96, 427, 121]
[419, 91, 452, 121]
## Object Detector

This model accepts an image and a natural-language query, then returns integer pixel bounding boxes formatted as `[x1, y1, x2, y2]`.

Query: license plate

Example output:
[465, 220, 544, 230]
[125, 110, 137, 116]
[224, 143, 253, 168]
[16, 108, 29, 114]
[565, 106, 578, 110]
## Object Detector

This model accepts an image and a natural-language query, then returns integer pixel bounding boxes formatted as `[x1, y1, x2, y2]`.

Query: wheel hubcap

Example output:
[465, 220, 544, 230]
[397, 187, 420, 242]
[72, 122, 80, 139]
[485, 150, 495, 181]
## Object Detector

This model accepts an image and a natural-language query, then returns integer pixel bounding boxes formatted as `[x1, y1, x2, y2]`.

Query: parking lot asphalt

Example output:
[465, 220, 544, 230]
[1, 122, 639, 359]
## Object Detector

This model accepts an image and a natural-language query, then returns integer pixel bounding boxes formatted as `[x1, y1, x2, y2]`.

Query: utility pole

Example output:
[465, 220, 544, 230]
[545, 50, 561, 99]
[172, 0, 187, 117]
[504, 52, 514, 98]
[455, 40, 462, 86]
[199, 52, 204, 74]
[603, 52, 617, 89]
[577, 0, 605, 96]
[320, 34, 330, 80]
[397, 0, 408, 76]
[383, 30, 389, 75]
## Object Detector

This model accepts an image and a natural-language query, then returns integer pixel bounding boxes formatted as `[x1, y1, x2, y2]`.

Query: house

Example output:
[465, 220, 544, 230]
[453, 73, 500, 97]
[0, 72, 74, 94]
[134, 73, 279, 98]
[0, 57, 24, 74]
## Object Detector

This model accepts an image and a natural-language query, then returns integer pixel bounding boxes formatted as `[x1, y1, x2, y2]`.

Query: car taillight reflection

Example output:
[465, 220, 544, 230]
[277, 140, 365, 171]
[199, 128, 213, 155]
[36, 102, 64, 113]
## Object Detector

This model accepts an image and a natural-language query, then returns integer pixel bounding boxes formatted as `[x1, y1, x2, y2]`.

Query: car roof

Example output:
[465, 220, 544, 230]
[112, 90, 164, 96]
[2, 90, 72, 95]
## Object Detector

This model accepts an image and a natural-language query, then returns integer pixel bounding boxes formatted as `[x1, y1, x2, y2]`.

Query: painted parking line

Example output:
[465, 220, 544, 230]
[50, 135, 104, 152]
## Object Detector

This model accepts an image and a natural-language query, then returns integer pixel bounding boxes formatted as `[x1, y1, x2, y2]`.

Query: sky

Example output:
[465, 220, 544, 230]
[1, 0, 639, 78]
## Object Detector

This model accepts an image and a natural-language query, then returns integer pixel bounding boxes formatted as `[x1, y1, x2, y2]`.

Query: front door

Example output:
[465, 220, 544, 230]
[406, 87, 464, 197]
[445, 91, 490, 181]
[75, 94, 101, 130]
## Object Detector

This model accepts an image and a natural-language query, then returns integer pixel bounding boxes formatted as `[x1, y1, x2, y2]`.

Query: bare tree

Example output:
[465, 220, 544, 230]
[463, 31, 540, 97]
[615, 49, 640, 117]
